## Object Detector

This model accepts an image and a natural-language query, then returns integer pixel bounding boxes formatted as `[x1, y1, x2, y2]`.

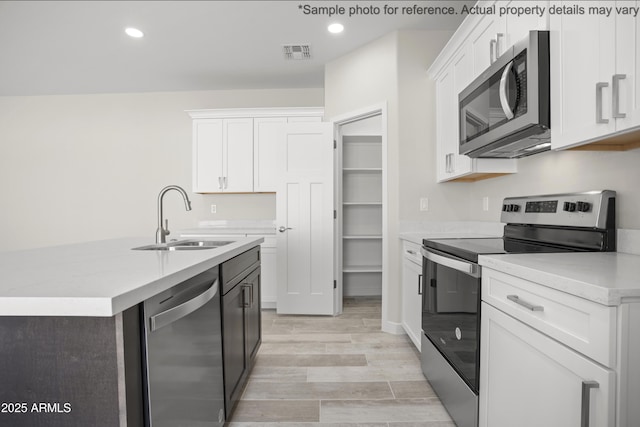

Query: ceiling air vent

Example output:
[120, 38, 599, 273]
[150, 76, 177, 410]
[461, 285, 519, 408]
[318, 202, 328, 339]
[283, 44, 311, 60]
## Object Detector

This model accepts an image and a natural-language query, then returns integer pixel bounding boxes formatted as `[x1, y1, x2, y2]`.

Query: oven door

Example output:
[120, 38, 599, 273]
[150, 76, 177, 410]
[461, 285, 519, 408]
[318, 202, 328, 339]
[421, 247, 481, 393]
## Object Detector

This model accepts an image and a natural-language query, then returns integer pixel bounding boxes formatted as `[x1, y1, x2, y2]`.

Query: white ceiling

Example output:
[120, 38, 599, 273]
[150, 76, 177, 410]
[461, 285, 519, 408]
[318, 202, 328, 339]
[0, 1, 472, 96]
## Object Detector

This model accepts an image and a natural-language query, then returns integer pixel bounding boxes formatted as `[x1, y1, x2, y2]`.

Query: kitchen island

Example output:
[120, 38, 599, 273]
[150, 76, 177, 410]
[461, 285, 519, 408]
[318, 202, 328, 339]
[0, 237, 263, 427]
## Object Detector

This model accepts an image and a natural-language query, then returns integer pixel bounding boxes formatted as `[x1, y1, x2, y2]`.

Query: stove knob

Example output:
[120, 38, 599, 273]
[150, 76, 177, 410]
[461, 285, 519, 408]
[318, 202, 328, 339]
[502, 204, 508, 212]
[577, 201, 591, 212]
[511, 204, 520, 212]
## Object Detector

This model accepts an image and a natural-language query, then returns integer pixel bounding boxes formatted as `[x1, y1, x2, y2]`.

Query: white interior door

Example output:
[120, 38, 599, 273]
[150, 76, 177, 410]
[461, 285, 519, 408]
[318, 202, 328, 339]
[276, 122, 334, 315]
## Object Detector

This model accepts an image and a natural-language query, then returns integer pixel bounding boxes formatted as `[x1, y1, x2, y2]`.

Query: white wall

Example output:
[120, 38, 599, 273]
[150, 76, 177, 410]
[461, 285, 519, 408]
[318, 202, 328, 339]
[397, 30, 469, 221]
[0, 88, 323, 251]
[463, 148, 640, 229]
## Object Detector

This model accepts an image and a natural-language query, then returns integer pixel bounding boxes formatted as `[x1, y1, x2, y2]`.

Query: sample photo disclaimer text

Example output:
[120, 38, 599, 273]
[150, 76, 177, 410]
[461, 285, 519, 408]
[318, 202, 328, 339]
[1, 402, 72, 414]
[298, 2, 640, 18]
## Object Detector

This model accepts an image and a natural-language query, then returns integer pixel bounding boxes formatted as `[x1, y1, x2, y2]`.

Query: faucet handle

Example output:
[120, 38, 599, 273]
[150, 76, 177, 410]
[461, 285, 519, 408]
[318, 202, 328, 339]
[164, 219, 170, 236]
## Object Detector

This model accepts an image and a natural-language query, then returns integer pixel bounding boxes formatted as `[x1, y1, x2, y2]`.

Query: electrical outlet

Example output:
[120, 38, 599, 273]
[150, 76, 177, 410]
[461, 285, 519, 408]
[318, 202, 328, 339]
[420, 197, 429, 211]
[210, 204, 217, 214]
[482, 197, 489, 211]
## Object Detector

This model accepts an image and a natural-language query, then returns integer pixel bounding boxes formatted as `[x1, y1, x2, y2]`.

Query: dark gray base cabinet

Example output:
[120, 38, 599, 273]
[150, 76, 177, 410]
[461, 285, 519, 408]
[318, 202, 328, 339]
[0, 308, 144, 427]
[221, 246, 262, 417]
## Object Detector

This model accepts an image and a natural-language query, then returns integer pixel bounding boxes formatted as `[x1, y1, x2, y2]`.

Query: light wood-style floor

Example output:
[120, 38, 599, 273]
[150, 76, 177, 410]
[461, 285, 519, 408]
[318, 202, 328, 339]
[227, 297, 455, 426]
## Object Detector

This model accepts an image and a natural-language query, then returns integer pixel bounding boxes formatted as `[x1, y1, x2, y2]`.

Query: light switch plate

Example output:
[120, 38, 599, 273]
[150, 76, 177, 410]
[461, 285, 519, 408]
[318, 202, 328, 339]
[210, 204, 217, 214]
[482, 197, 489, 211]
[420, 198, 429, 211]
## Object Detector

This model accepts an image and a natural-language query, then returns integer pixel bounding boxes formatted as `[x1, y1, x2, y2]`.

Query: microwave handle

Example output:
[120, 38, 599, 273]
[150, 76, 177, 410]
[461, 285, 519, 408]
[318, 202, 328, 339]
[499, 61, 515, 120]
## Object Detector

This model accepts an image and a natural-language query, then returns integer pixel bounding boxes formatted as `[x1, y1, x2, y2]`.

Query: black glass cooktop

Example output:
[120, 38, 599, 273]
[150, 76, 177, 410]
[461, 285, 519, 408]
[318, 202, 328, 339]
[422, 237, 576, 263]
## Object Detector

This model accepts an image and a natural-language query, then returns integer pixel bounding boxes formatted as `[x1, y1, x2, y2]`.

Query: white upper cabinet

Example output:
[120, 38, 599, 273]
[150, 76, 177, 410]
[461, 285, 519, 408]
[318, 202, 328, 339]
[430, 1, 542, 182]
[191, 117, 253, 193]
[253, 117, 287, 192]
[615, 0, 640, 132]
[189, 108, 324, 194]
[503, 1, 549, 54]
[551, 0, 640, 150]
[470, 6, 506, 72]
[193, 119, 225, 193]
[223, 118, 254, 192]
[470, 1, 548, 73]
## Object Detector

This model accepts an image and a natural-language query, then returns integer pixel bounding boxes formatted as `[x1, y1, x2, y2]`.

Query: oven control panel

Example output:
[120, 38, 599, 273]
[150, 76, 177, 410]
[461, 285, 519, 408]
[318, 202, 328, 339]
[500, 190, 615, 229]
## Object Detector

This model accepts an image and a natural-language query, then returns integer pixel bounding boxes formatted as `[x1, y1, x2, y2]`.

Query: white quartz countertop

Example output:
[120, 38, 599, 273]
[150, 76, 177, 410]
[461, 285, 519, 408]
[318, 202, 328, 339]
[0, 237, 263, 317]
[479, 252, 640, 306]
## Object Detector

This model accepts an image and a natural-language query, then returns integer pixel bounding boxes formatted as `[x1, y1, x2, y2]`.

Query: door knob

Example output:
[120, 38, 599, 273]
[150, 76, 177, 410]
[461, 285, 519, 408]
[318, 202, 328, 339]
[278, 226, 292, 233]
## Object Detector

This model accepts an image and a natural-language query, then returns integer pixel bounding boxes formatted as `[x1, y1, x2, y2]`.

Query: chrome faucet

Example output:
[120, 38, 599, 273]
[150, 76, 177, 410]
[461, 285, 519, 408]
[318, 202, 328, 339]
[156, 185, 192, 244]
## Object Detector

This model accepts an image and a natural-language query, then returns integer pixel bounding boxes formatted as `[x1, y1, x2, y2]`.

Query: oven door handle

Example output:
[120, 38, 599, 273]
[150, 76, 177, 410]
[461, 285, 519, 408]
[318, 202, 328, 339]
[421, 247, 481, 278]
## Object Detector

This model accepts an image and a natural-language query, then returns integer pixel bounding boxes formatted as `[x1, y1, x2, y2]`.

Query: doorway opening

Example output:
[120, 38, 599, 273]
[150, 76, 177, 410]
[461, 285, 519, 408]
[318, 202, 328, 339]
[332, 103, 388, 318]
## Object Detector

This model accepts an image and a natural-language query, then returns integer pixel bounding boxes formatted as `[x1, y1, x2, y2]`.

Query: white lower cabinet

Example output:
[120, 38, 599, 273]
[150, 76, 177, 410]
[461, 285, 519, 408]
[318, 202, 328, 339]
[259, 236, 277, 309]
[401, 241, 422, 350]
[179, 232, 277, 308]
[480, 302, 615, 427]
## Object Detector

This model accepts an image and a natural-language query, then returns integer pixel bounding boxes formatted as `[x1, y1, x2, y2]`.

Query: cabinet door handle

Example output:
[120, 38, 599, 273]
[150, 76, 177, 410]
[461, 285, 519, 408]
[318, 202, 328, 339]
[446, 153, 454, 173]
[490, 39, 497, 64]
[506, 295, 544, 312]
[242, 284, 252, 308]
[407, 249, 416, 255]
[612, 74, 627, 118]
[223, 177, 228, 189]
[418, 274, 423, 295]
[496, 33, 504, 58]
[218, 177, 223, 190]
[596, 82, 609, 124]
[581, 380, 599, 427]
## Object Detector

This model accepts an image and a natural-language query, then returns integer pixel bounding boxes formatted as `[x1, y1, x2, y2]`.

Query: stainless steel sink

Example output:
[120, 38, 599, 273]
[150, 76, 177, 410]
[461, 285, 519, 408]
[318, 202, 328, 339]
[132, 240, 233, 251]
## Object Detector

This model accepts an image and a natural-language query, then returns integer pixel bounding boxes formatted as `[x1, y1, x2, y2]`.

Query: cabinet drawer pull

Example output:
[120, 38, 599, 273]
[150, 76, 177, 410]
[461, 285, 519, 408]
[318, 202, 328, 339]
[407, 249, 417, 255]
[612, 74, 627, 118]
[581, 380, 599, 427]
[507, 295, 544, 312]
[596, 82, 609, 124]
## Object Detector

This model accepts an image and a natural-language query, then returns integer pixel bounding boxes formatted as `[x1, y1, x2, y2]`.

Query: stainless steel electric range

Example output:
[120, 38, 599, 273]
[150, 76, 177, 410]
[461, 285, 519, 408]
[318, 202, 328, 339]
[419, 190, 616, 427]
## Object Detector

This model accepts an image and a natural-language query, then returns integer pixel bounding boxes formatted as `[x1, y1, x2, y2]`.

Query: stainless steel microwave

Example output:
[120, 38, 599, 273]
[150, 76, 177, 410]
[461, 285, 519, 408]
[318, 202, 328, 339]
[459, 30, 550, 158]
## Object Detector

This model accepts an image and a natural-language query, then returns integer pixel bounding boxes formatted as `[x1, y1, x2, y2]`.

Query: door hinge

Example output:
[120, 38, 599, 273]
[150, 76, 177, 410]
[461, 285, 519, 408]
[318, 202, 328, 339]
[334, 209, 337, 219]
[333, 139, 337, 149]
[334, 280, 337, 289]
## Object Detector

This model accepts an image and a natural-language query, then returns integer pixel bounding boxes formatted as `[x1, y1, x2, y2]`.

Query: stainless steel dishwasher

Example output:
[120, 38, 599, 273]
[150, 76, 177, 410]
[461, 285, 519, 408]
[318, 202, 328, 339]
[142, 266, 225, 426]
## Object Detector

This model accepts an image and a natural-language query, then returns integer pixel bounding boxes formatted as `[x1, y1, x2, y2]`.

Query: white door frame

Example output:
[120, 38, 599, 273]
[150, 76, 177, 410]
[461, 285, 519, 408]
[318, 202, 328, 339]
[328, 102, 388, 318]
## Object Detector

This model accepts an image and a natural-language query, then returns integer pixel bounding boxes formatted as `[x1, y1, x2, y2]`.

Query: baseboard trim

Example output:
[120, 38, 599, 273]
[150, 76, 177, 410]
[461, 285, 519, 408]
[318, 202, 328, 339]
[382, 320, 405, 335]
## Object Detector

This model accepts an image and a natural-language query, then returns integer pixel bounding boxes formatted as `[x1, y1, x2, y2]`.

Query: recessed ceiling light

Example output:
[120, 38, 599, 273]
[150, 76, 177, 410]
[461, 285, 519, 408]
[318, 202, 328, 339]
[328, 23, 344, 34]
[125, 27, 144, 38]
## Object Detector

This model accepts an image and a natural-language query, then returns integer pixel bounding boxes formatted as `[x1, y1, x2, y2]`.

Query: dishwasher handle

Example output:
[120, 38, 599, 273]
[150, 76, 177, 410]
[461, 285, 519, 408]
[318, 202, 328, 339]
[150, 278, 219, 332]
